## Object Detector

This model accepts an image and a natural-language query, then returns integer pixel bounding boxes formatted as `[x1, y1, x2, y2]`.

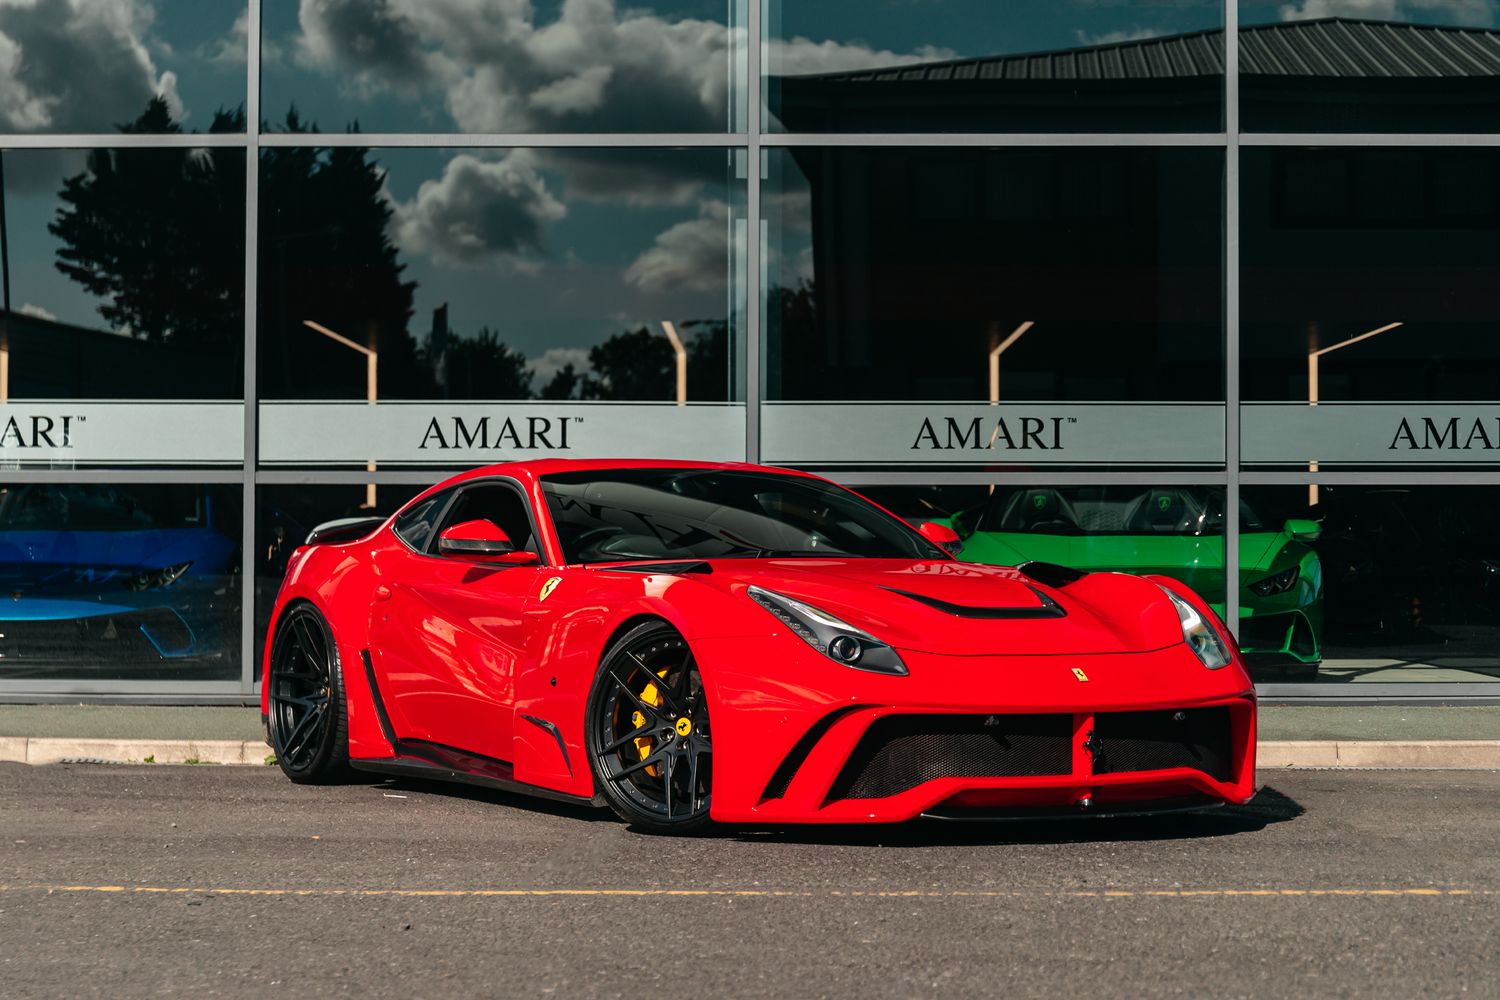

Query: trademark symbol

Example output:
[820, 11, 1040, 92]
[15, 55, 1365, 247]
[75, 416, 86, 423]
[1067, 417, 1078, 424]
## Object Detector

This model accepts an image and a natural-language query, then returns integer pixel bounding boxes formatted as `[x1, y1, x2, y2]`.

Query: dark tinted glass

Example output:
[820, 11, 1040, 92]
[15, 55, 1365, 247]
[765, 146, 1223, 403]
[541, 469, 944, 564]
[1241, 147, 1500, 470]
[261, 0, 741, 133]
[1240, 2, 1500, 133]
[0, 1, 247, 135]
[0, 483, 241, 681]
[255, 485, 422, 674]
[0, 146, 245, 399]
[392, 492, 449, 552]
[258, 146, 742, 403]
[1243, 486, 1500, 684]
[767, 0, 1223, 132]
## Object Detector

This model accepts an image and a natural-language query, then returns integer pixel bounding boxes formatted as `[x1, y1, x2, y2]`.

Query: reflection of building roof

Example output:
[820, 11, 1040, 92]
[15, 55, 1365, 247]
[783, 18, 1500, 84]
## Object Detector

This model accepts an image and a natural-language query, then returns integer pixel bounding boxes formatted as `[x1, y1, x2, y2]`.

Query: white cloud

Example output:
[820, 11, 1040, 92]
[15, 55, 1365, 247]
[294, 0, 958, 133]
[0, 0, 181, 132]
[526, 346, 591, 384]
[17, 303, 57, 322]
[1279, 0, 1497, 24]
[1074, 27, 1165, 46]
[392, 151, 566, 269]
[625, 200, 732, 294]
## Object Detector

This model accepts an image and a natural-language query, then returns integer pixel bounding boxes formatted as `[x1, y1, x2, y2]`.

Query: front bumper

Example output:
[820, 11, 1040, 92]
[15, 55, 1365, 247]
[694, 636, 1257, 824]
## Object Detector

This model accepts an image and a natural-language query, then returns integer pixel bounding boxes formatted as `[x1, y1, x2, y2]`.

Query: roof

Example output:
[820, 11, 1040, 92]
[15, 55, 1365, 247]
[780, 17, 1500, 85]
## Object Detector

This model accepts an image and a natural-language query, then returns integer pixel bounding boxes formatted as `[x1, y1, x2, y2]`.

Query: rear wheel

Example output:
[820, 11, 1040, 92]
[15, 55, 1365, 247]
[586, 622, 712, 834]
[267, 603, 351, 784]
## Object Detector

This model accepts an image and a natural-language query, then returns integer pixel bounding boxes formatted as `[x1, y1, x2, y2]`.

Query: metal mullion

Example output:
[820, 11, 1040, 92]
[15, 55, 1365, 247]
[241, 0, 262, 698]
[257, 132, 744, 148]
[0, 691, 258, 706]
[746, 0, 761, 463]
[0, 679, 246, 696]
[1258, 684, 1500, 702]
[255, 469, 462, 485]
[1243, 132, 1500, 146]
[828, 471, 1232, 487]
[0, 468, 244, 483]
[1241, 470, 1500, 485]
[0, 133, 250, 149]
[764, 133, 1229, 147]
[1225, 0, 1242, 640]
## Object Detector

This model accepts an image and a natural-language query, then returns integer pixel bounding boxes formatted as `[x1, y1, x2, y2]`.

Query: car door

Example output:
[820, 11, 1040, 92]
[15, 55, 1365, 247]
[367, 479, 547, 763]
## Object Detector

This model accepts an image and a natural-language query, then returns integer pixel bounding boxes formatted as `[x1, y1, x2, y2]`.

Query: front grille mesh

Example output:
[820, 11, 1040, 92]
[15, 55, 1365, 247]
[825, 714, 1072, 801]
[1093, 707, 1233, 782]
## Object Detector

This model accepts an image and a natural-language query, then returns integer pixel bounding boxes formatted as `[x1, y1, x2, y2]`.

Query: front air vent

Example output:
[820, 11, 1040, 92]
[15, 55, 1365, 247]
[824, 713, 1072, 802]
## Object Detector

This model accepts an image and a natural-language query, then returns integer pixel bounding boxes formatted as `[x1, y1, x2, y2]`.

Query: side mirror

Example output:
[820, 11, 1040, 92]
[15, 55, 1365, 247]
[1284, 518, 1322, 543]
[438, 520, 539, 565]
[918, 520, 964, 555]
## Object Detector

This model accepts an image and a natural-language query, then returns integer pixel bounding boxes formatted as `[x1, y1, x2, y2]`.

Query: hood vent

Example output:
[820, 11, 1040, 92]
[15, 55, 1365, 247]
[885, 585, 1066, 620]
[1015, 561, 1087, 588]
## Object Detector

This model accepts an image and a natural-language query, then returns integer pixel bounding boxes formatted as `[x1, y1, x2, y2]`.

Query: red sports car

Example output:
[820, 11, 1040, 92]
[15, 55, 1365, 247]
[262, 460, 1256, 833]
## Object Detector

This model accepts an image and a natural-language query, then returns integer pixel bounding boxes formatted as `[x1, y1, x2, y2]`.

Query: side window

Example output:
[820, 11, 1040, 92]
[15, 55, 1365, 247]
[437, 483, 538, 557]
[392, 492, 450, 553]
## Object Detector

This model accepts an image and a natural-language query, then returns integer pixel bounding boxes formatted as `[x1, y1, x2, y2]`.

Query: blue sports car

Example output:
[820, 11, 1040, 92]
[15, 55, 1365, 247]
[0, 485, 238, 678]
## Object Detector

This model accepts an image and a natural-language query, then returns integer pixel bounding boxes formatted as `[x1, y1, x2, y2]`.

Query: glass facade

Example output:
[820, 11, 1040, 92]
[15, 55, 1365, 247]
[0, 2, 1496, 695]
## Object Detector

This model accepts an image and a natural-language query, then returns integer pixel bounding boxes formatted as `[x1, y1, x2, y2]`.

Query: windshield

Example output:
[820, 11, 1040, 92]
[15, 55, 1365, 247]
[970, 487, 1264, 538]
[541, 469, 945, 565]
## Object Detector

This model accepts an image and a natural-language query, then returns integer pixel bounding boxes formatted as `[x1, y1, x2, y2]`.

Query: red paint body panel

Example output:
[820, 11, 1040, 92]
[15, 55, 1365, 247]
[261, 459, 1258, 824]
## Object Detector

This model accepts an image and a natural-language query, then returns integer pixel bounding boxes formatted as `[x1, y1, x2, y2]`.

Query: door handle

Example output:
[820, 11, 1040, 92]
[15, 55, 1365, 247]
[374, 585, 392, 602]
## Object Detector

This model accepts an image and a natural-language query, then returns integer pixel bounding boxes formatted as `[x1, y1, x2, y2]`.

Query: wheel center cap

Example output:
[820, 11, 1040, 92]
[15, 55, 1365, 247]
[674, 717, 694, 737]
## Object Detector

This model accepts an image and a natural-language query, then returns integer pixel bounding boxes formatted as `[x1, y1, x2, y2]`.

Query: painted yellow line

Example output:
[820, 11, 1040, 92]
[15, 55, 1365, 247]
[0, 884, 1492, 900]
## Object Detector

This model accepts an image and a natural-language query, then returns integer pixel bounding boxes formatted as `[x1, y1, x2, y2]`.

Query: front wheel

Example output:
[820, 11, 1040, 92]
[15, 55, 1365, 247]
[585, 622, 712, 834]
[267, 603, 351, 784]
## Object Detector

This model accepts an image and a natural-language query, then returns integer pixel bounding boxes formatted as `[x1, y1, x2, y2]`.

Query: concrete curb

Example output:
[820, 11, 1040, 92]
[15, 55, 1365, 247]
[0, 737, 267, 766]
[1, 737, 1498, 769]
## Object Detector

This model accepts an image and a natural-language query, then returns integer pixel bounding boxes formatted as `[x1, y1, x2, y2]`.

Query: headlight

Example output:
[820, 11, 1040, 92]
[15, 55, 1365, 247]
[748, 585, 908, 676]
[1249, 566, 1299, 597]
[124, 561, 192, 591]
[1159, 586, 1232, 670]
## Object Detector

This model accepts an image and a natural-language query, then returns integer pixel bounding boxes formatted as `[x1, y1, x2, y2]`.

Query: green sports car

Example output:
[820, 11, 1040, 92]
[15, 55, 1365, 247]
[938, 487, 1323, 675]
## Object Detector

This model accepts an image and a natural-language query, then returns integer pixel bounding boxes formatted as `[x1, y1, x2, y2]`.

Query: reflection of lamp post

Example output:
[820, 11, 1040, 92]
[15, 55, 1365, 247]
[1, 149, 10, 403]
[661, 321, 687, 405]
[1306, 321, 1403, 506]
[303, 319, 378, 509]
[988, 321, 1034, 403]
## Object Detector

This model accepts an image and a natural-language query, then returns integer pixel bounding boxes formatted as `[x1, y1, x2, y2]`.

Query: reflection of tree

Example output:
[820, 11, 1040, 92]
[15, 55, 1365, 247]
[437, 326, 534, 400]
[580, 323, 732, 401]
[259, 110, 426, 399]
[540, 364, 582, 400]
[49, 98, 245, 349]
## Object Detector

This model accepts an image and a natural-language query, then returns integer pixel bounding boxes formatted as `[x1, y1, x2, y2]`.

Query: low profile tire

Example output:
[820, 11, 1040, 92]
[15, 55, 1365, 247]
[267, 602, 352, 784]
[586, 621, 713, 835]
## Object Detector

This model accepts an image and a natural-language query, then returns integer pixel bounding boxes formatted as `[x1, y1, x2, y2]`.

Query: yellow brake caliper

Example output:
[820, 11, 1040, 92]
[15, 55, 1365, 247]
[632, 669, 671, 778]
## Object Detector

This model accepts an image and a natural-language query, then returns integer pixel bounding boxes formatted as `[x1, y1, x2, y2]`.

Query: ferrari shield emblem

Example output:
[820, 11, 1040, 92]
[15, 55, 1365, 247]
[539, 577, 562, 602]
[1072, 667, 1089, 682]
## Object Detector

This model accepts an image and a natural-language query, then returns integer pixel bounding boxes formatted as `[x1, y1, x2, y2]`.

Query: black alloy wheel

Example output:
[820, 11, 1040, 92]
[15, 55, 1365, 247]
[586, 621, 713, 834]
[267, 603, 351, 784]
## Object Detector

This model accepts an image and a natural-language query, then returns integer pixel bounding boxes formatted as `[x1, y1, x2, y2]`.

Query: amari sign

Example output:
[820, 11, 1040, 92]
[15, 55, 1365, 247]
[259, 402, 746, 465]
[0, 402, 243, 466]
[761, 403, 1225, 467]
[1242, 404, 1500, 465]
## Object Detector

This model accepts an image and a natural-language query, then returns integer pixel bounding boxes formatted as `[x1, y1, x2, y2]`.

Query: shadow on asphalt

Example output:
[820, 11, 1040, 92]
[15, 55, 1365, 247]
[726, 787, 1306, 847]
[358, 773, 1305, 845]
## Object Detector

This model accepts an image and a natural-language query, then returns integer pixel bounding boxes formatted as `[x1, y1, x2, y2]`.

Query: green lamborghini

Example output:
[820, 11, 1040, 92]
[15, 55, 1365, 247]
[937, 487, 1323, 674]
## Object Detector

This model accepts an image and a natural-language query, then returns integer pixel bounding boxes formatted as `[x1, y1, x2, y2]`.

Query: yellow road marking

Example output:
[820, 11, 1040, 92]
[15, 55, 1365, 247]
[0, 884, 1491, 900]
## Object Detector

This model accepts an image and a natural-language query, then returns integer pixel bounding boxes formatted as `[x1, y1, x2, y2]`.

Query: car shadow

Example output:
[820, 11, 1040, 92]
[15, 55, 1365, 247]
[722, 787, 1305, 847]
[359, 775, 613, 823]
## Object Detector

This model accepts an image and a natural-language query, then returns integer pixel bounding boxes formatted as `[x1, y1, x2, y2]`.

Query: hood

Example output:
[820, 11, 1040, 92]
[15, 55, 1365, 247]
[689, 558, 1186, 655]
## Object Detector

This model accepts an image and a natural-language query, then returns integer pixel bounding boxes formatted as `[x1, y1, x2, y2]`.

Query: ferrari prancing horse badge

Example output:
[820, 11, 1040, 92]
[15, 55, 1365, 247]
[539, 577, 562, 601]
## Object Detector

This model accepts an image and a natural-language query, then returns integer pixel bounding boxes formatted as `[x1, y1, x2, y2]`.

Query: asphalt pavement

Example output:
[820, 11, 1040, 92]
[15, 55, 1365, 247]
[2, 764, 1498, 999]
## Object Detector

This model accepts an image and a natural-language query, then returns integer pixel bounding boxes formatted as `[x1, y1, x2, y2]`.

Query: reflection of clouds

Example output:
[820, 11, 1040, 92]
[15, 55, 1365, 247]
[527, 346, 592, 383]
[1073, 27, 1164, 45]
[0, 0, 180, 132]
[17, 303, 57, 322]
[392, 151, 566, 269]
[625, 200, 731, 294]
[540, 148, 726, 207]
[1278, 0, 1498, 24]
[292, 0, 961, 131]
